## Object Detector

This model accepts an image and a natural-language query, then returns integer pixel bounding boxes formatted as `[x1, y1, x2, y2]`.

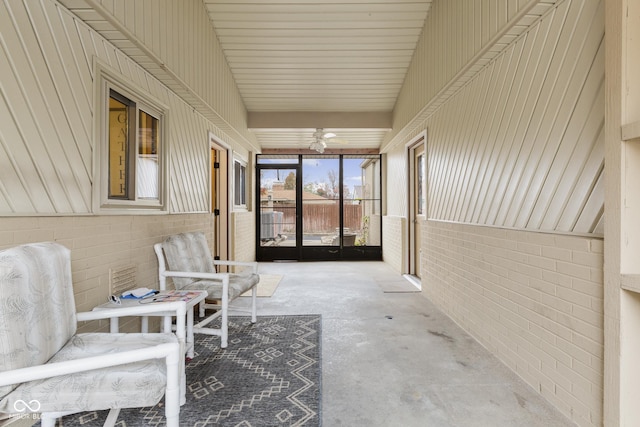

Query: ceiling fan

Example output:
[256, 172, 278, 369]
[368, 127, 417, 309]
[309, 128, 347, 153]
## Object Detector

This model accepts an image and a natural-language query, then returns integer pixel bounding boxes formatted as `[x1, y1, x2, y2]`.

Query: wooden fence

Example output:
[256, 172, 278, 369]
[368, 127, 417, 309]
[302, 203, 362, 233]
[263, 203, 363, 234]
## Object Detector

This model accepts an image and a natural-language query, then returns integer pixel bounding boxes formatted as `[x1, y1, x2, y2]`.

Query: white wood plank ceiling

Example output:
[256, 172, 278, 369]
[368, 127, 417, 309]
[203, 1, 430, 112]
[202, 0, 432, 150]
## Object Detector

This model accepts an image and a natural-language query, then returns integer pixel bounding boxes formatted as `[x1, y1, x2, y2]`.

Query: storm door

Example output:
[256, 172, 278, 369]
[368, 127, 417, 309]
[408, 134, 426, 280]
[210, 141, 229, 263]
[256, 156, 300, 261]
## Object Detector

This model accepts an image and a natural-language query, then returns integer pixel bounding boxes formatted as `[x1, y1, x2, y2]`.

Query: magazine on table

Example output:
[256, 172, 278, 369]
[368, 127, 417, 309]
[140, 290, 203, 304]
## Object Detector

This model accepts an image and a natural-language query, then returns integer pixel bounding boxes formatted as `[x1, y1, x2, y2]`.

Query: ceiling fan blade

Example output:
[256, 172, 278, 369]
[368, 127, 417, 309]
[326, 137, 349, 144]
[309, 128, 349, 147]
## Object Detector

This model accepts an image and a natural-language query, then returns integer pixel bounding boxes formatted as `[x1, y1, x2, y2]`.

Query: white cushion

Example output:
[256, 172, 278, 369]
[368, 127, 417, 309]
[0, 333, 177, 413]
[162, 232, 259, 299]
[0, 243, 76, 400]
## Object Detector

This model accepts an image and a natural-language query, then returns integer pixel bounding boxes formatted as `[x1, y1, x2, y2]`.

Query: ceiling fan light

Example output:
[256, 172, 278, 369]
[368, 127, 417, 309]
[309, 140, 325, 153]
[324, 132, 336, 138]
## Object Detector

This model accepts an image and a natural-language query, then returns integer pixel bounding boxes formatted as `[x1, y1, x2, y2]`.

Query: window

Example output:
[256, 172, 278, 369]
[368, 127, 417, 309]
[96, 62, 167, 212]
[417, 152, 425, 216]
[234, 158, 247, 208]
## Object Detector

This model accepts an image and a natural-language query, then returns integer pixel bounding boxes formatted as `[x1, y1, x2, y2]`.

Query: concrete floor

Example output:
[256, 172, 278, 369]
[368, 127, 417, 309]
[241, 260, 576, 427]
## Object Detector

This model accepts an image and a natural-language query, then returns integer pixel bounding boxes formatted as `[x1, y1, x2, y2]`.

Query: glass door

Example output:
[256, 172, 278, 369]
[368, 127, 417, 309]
[301, 155, 341, 259]
[256, 156, 299, 261]
[339, 155, 382, 260]
[409, 142, 425, 278]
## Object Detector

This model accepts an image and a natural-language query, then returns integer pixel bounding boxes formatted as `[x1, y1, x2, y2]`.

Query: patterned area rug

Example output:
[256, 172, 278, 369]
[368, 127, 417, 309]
[52, 315, 322, 426]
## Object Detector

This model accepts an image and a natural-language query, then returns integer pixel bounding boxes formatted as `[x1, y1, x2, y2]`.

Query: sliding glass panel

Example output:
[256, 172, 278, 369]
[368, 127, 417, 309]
[302, 156, 340, 246]
[259, 168, 296, 247]
[343, 155, 381, 247]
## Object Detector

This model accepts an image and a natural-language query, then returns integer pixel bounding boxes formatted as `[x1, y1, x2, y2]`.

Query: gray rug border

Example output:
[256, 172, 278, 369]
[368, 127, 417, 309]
[309, 313, 322, 427]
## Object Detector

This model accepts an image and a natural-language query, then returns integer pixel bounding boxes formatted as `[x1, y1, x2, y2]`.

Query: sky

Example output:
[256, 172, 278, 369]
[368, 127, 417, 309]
[258, 157, 366, 197]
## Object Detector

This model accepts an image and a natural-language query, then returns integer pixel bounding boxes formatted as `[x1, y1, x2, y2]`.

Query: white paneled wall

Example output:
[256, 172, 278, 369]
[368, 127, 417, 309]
[428, 0, 603, 234]
[57, 0, 255, 151]
[387, 0, 562, 147]
[0, 1, 93, 213]
[0, 0, 231, 214]
[400, 0, 604, 235]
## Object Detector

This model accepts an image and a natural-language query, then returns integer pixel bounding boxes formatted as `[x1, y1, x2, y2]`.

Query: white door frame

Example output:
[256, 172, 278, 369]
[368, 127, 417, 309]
[405, 130, 427, 278]
[209, 132, 231, 261]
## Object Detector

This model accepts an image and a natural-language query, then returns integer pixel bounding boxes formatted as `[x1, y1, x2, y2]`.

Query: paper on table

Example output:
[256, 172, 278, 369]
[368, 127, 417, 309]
[122, 287, 158, 299]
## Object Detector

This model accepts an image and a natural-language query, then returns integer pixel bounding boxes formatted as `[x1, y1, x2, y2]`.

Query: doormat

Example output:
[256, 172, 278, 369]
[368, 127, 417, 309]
[377, 278, 421, 293]
[242, 274, 283, 297]
[48, 315, 322, 426]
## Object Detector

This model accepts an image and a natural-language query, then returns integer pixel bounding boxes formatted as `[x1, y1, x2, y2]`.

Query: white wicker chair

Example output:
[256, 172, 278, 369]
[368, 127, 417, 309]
[154, 232, 259, 348]
[0, 242, 186, 427]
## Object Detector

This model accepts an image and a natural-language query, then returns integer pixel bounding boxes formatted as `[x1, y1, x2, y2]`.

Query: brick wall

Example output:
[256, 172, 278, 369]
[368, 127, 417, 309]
[368, 214, 382, 246]
[423, 220, 603, 427]
[231, 211, 255, 263]
[382, 215, 405, 273]
[0, 214, 213, 332]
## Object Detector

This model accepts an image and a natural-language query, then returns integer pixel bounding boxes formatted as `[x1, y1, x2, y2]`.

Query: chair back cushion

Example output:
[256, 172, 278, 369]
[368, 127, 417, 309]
[162, 232, 216, 288]
[0, 242, 77, 399]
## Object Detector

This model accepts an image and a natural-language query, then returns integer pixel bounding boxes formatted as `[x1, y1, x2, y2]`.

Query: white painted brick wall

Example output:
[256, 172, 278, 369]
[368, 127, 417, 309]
[0, 214, 214, 333]
[422, 220, 603, 427]
[382, 215, 405, 273]
[231, 211, 256, 262]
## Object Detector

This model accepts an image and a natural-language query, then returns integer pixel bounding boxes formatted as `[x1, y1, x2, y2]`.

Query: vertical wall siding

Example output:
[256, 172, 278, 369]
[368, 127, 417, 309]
[0, 0, 219, 214]
[388, 0, 558, 146]
[425, 0, 603, 234]
[81, 0, 254, 151]
[0, 1, 93, 213]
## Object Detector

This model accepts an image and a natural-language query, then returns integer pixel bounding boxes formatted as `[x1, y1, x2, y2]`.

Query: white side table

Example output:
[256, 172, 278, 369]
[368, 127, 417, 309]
[94, 290, 207, 359]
